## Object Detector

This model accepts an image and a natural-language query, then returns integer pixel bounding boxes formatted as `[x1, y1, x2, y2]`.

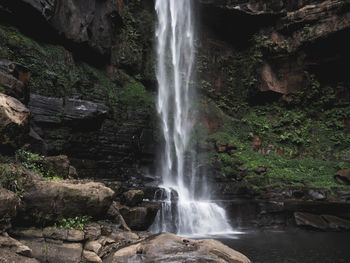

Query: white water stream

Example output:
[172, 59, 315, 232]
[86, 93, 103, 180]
[150, 0, 236, 236]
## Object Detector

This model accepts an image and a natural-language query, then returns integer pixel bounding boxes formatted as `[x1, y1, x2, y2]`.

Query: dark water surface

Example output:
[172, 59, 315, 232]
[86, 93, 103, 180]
[217, 230, 350, 263]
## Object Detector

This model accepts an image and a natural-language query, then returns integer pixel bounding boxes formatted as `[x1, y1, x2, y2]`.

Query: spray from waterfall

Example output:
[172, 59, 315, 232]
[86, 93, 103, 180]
[150, 0, 235, 236]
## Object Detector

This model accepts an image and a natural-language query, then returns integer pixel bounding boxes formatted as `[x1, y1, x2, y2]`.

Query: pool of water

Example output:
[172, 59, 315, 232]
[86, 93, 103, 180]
[216, 230, 350, 263]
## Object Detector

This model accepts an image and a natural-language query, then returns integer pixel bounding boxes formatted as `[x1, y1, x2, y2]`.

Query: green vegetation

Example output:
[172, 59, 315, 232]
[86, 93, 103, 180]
[54, 216, 92, 231]
[0, 163, 27, 194]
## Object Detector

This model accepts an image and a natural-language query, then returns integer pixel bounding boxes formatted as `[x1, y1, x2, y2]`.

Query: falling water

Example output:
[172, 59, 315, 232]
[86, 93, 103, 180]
[151, 0, 235, 236]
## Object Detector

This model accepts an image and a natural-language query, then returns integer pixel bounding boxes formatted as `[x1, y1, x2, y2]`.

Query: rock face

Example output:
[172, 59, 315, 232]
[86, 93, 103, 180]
[0, 93, 30, 153]
[294, 212, 350, 231]
[20, 180, 115, 223]
[29, 94, 109, 124]
[109, 232, 251, 263]
[3, 0, 123, 55]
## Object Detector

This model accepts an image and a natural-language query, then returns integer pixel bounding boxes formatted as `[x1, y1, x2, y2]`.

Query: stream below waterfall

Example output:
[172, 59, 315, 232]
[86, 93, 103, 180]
[217, 230, 350, 263]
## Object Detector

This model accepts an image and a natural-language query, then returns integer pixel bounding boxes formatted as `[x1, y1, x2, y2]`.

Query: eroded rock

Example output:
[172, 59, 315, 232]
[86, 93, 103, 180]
[122, 190, 144, 207]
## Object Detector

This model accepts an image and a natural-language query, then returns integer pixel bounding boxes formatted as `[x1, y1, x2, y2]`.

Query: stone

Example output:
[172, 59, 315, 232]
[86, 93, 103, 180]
[0, 235, 33, 258]
[322, 215, 350, 231]
[42, 155, 77, 179]
[28, 93, 109, 124]
[0, 248, 39, 263]
[84, 223, 102, 241]
[82, 250, 102, 263]
[21, 180, 115, 223]
[0, 71, 25, 101]
[43, 227, 68, 241]
[110, 232, 251, 263]
[294, 212, 329, 230]
[118, 203, 159, 231]
[122, 190, 144, 206]
[67, 229, 85, 242]
[0, 188, 21, 219]
[334, 169, 350, 185]
[0, 93, 30, 153]
[46, 240, 83, 263]
[85, 240, 102, 255]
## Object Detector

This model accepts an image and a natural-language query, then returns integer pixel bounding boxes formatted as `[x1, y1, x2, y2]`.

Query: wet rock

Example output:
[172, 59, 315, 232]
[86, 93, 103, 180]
[118, 203, 159, 231]
[334, 169, 350, 185]
[122, 190, 144, 207]
[0, 93, 30, 153]
[109, 232, 251, 263]
[294, 212, 328, 230]
[21, 180, 115, 223]
[82, 250, 102, 263]
[0, 71, 25, 101]
[67, 230, 85, 242]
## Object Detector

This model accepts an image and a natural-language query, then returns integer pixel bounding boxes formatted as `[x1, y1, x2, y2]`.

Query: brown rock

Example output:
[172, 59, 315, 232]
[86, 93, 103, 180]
[85, 223, 102, 241]
[0, 188, 21, 219]
[84, 240, 102, 255]
[110, 232, 251, 263]
[21, 180, 115, 223]
[122, 190, 144, 207]
[82, 250, 102, 263]
[42, 155, 77, 179]
[322, 215, 350, 230]
[0, 71, 25, 101]
[334, 169, 350, 185]
[294, 212, 329, 230]
[0, 93, 30, 153]
[45, 240, 82, 263]
[118, 203, 159, 231]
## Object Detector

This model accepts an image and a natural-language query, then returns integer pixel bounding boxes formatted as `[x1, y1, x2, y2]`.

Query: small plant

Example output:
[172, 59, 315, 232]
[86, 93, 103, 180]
[54, 216, 92, 231]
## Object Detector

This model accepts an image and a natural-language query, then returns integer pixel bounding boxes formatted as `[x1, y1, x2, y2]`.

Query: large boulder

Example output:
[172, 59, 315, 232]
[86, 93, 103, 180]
[42, 155, 78, 179]
[0, 93, 30, 153]
[20, 180, 115, 223]
[109, 232, 251, 263]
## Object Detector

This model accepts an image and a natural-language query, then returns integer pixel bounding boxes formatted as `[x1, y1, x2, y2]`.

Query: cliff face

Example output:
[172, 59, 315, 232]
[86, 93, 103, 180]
[0, 0, 157, 184]
[0, 0, 349, 202]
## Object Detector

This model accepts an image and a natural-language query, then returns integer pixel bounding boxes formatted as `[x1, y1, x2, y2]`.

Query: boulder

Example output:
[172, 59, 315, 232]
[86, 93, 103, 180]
[322, 215, 350, 231]
[334, 169, 350, 185]
[109, 232, 251, 263]
[118, 203, 159, 231]
[21, 180, 115, 223]
[42, 227, 84, 242]
[45, 240, 83, 263]
[122, 190, 144, 207]
[0, 93, 30, 153]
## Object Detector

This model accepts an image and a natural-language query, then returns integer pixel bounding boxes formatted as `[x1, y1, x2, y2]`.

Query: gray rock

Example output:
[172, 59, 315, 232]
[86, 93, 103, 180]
[0, 188, 21, 219]
[85, 223, 102, 241]
[46, 240, 82, 263]
[84, 240, 102, 255]
[294, 212, 329, 230]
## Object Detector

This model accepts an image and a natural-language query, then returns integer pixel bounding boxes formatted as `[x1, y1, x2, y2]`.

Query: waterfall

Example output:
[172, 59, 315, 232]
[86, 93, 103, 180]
[151, 0, 235, 236]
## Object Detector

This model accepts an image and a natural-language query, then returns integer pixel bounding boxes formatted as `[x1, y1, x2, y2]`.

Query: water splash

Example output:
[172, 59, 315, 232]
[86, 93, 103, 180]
[151, 0, 236, 237]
